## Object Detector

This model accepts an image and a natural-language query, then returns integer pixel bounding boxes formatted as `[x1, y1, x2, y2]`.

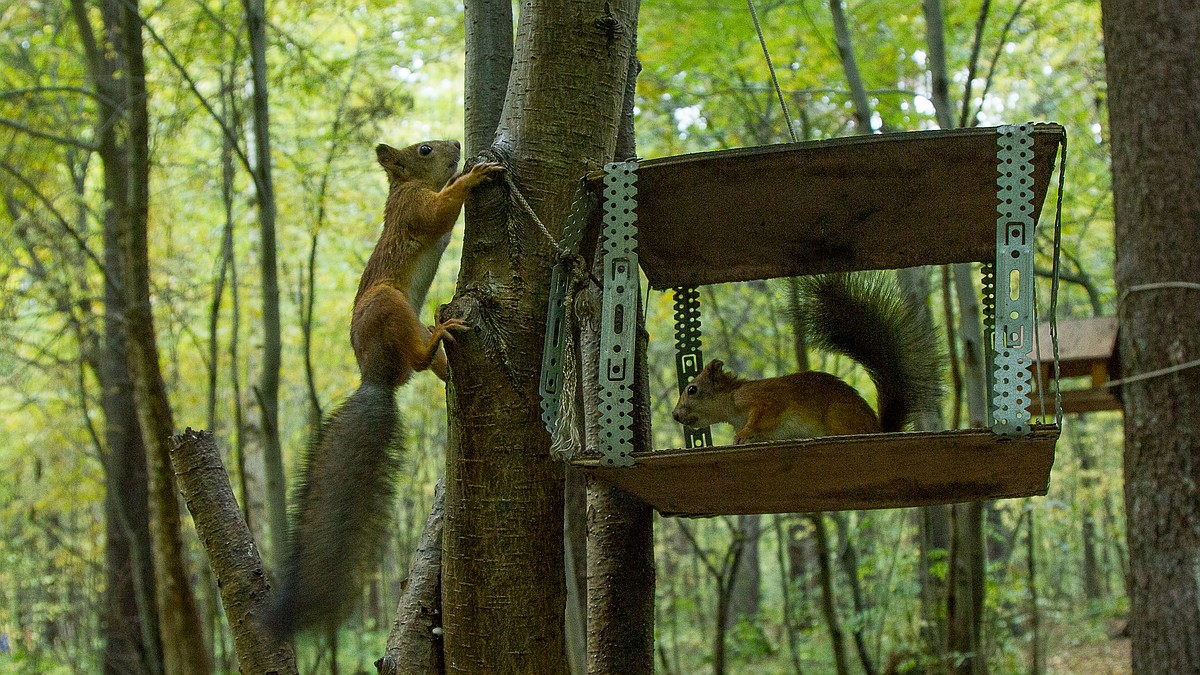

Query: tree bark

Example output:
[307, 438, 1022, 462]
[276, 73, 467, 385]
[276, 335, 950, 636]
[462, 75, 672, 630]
[170, 430, 298, 674]
[1101, 0, 1200, 670]
[564, 467, 588, 674]
[443, 1, 638, 670]
[241, 0, 287, 564]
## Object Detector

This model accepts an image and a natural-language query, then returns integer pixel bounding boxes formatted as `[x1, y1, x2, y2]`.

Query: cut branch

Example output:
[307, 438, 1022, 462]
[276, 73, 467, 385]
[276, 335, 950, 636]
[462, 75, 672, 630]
[169, 429, 298, 674]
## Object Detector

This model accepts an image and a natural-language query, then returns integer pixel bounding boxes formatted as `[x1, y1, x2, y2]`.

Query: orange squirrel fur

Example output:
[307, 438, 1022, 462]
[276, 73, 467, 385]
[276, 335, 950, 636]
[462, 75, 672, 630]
[265, 140, 501, 639]
[673, 273, 941, 443]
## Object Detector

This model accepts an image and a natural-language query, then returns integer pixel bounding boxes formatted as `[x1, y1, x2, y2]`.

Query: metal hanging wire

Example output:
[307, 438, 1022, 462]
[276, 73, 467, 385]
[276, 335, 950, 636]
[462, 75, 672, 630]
[747, 0, 799, 144]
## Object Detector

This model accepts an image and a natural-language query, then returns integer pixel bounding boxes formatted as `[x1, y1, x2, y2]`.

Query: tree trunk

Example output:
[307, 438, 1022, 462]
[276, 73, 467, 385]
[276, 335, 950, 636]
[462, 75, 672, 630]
[1077, 439, 1103, 601]
[896, 268, 951, 662]
[773, 516, 806, 674]
[728, 515, 762, 628]
[947, 264, 988, 675]
[564, 467, 588, 675]
[1101, 0, 1200, 670]
[811, 514, 850, 675]
[118, 9, 212, 672]
[70, 0, 210, 671]
[443, 1, 638, 669]
[947, 501, 985, 674]
[70, 4, 164, 672]
[918, 504, 950, 659]
[100, 220, 162, 675]
[832, 513, 876, 675]
[1027, 511, 1043, 675]
[241, 0, 287, 563]
[827, 0, 873, 132]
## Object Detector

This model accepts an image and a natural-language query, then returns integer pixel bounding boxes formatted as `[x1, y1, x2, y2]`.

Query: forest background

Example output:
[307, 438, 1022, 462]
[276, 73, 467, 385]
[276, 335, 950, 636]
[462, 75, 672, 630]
[1, 0, 1127, 672]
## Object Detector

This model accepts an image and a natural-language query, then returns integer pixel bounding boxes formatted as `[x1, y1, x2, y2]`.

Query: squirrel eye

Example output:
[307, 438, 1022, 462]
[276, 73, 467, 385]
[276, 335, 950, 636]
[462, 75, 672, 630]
[419, 144, 433, 156]
[686, 385, 697, 395]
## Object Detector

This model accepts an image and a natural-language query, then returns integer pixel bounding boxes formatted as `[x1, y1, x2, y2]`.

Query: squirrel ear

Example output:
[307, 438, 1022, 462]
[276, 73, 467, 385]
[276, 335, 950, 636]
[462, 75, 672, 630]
[707, 360, 724, 374]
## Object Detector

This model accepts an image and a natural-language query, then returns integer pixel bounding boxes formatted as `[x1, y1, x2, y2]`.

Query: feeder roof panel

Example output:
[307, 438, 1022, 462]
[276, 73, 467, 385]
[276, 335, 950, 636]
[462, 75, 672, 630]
[590, 124, 1065, 289]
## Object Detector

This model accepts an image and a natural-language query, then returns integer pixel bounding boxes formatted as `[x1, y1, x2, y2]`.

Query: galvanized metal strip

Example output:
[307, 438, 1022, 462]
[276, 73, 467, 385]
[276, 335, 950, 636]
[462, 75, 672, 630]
[672, 286, 713, 448]
[538, 183, 592, 434]
[992, 124, 1036, 436]
[598, 161, 639, 466]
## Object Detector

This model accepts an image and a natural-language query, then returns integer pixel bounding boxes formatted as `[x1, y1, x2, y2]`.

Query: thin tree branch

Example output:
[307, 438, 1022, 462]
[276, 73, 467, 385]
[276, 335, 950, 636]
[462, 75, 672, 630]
[1, 161, 107, 278]
[0, 116, 99, 151]
[1, 86, 120, 107]
[958, 0, 992, 128]
[121, 0, 257, 183]
[971, 0, 1028, 127]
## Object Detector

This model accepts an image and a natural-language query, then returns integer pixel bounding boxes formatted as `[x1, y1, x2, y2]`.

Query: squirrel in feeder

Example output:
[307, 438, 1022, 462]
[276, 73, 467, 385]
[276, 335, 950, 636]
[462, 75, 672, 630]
[672, 273, 941, 443]
[264, 140, 502, 639]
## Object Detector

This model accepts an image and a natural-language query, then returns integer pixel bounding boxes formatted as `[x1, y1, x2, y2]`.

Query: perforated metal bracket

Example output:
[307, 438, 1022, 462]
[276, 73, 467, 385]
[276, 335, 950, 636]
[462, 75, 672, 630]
[538, 183, 592, 435]
[992, 124, 1036, 436]
[672, 286, 713, 448]
[597, 161, 639, 466]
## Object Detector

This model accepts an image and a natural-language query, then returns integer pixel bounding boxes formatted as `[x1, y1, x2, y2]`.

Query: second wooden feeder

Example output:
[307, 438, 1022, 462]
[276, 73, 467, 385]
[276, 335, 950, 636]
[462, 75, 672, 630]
[540, 123, 1067, 517]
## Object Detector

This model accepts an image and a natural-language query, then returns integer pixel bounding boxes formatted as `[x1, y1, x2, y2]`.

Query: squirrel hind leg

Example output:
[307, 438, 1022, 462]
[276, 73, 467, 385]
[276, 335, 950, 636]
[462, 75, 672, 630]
[410, 317, 468, 381]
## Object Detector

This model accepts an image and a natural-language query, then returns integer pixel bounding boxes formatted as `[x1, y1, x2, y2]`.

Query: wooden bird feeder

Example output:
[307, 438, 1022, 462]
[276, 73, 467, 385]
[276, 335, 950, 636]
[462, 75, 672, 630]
[1027, 316, 1121, 415]
[539, 123, 1067, 517]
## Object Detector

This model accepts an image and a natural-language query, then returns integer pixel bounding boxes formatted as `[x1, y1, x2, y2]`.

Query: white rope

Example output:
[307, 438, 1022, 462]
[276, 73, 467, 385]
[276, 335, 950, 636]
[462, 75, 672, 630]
[1103, 281, 1200, 388]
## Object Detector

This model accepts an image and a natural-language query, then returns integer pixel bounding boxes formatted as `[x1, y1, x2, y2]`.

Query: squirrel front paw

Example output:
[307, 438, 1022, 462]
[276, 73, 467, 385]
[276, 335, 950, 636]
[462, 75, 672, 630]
[460, 161, 505, 188]
[733, 431, 762, 445]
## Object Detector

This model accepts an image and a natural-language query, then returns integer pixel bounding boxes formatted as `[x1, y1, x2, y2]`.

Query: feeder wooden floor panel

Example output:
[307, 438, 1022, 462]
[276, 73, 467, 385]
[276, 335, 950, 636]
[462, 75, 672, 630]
[574, 425, 1059, 517]
[586, 124, 1065, 289]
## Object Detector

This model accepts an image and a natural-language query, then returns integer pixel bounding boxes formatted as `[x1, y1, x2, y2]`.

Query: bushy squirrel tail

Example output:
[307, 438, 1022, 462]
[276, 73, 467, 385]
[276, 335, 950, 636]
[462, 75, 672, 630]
[794, 272, 942, 432]
[264, 381, 403, 640]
